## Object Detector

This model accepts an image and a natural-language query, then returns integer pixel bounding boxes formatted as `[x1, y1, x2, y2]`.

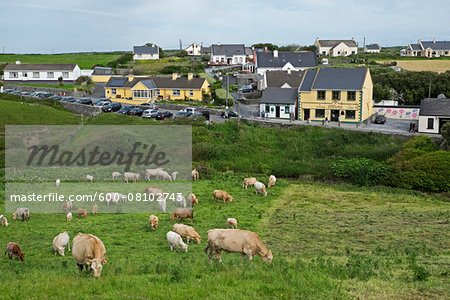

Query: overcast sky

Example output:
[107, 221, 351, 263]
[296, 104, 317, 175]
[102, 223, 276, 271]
[1, 0, 449, 54]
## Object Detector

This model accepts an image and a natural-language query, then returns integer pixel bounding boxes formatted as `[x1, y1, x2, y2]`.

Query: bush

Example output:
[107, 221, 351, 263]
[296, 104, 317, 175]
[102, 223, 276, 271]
[160, 65, 193, 74]
[75, 76, 92, 85]
[106, 53, 133, 68]
[332, 158, 390, 186]
[441, 122, 450, 143]
[201, 54, 210, 62]
[177, 50, 188, 57]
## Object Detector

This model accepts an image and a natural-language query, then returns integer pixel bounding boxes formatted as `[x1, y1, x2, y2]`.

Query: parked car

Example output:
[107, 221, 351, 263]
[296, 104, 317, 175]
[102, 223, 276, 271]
[102, 102, 122, 112]
[374, 115, 387, 124]
[36, 92, 55, 98]
[127, 107, 144, 116]
[118, 105, 136, 114]
[238, 85, 253, 93]
[189, 112, 204, 119]
[50, 95, 62, 101]
[20, 91, 31, 96]
[179, 107, 198, 114]
[60, 96, 77, 103]
[221, 110, 239, 118]
[94, 101, 110, 107]
[2, 89, 16, 93]
[93, 98, 111, 105]
[155, 111, 173, 120]
[174, 111, 192, 118]
[76, 98, 93, 105]
[138, 102, 158, 110]
[142, 109, 158, 118]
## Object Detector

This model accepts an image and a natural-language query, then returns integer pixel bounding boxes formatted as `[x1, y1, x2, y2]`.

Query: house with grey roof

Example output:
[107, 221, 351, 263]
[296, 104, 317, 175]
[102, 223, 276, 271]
[418, 98, 450, 134]
[364, 44, 381, 53]
[259, 87, 298, 119]
[406, 40, 450, 57]
[298, 68, 373, 123]
[314, 38, 358, 57]
[209, 43, 246, 65]
[255, 50, 318, 75]
[133, 44, 159, 60]
[262, 70, 305, 89]
[185, 42, 202, 56]
[3, 62, 81, 83]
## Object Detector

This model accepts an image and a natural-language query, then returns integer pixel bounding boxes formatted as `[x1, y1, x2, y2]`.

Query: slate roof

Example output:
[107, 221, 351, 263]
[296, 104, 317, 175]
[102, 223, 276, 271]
[318, 40, 358, 48]
[419, 98, 450, 116]
[106, 76, 207, 90]
[365, 44, 381, 50]
[265, 70, 305, 88]
[410, 44, 421, 50]
[201, 46, 211, 54]
[211, 44, 246, 56]
[4, 63, 78, 71]
[259, 87, 298, 104]
[299, 68, 368, 91]
[256, 51, 318, 68]
[420, 41, 450, 50]
[133, 45, 158, 54]
[139, 79, 157, 89]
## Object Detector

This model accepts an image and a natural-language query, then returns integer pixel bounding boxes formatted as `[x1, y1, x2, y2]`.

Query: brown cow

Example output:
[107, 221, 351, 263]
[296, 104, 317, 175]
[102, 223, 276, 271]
[5, 242, 25, 261]
[149, 215, 159, 230]
[242, 177, 257, 189]
[213, 190, 233, 204]
[170, 208, 193, 223]
[77, 208, 87, 218]
[72, 233, 108, 278]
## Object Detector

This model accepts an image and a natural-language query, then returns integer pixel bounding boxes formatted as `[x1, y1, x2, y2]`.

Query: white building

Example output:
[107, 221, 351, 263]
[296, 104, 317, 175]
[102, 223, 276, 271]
[3, 62, 81, 83]
[418, 98, 450, 134]
[133, 45, 159, 60]
[210, 44, 246, 65]
[255, 50, 318, 76]
[364, 44, 381, 53]
[259, 87, 298, 119]
[314, 38, 358, 57]
[185, 42, 202, 56]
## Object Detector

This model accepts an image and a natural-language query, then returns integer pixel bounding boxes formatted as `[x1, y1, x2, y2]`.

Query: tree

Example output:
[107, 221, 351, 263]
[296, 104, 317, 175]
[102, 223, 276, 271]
[441, 122, 450, 144]
[58, 76, 64, 87]
[251, 43, 278, 51]
[178, 50, 188, 57]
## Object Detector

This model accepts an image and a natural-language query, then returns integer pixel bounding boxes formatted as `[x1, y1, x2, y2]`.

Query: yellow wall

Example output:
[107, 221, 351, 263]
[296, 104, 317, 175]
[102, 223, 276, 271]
[92, 75, 112, 83]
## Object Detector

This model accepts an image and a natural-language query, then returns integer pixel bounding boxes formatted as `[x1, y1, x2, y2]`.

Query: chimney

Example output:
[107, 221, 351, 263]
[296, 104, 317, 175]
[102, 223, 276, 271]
[433, 39, 436, 43]
[188, 73, 193, 80]
[287, 69, 291, 75]
[172, 73, 178, 80]
[128, 76, 134, 82]
[264, 46, 268, 53]
[152, 44, 155, 47]
[217, 42, 221, 46]
[273, 50, 278, 58]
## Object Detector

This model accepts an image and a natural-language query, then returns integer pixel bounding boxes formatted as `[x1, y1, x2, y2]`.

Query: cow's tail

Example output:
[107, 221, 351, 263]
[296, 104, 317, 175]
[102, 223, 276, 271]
[203, 243, 210, 254]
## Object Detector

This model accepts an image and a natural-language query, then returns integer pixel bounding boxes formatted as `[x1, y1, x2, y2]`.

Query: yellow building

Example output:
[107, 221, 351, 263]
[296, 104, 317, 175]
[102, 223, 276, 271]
[104, 73, 210, 104]
[298, 68, 373, 123]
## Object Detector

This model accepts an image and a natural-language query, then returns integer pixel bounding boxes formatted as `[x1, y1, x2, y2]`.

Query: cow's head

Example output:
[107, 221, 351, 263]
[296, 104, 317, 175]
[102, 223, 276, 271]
[195, 236, 202, 244]
[263, 189, 267, 197]
[182, 243, 188, 252]
[86, 258, 108, 278]
[261, 250, 273, 263]
[228, 196, 233, 202]
[12, 213, 17, 220]
[170, 213, 176, 221]
[19, 253, 25, 261]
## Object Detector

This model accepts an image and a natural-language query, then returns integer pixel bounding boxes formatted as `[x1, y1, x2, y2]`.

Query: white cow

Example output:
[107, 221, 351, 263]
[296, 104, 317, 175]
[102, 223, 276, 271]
[86, 175, 94, 182]
[112, 172, 121, 180]
[171, 171, 179, 181]
[124, 172, 140, 183]
[53, 232, 70, 256]
[56, 179, 60, 187]
[166, 231, 188, 252]
[145, 168, 163, 181]
[67, 212, 72, 222]
[254, 182, 267, 197]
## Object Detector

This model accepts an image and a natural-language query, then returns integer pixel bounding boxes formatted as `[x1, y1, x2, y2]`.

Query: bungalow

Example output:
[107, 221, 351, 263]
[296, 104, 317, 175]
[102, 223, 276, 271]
[298, 68, 373, 123]
[255, 50, 317, 75]
[210, 44, 246, 65]
[259, 88, 298, 119]
[364, 43, 381, 53]
[104, 73, 210, 104]
[133, 45, 159, 60]
[406, 40, 450, 57]
[418, 98, 450, 134]
[3, 62, 81, 83]
[314, 38, 358, 57]
[262, 70, 305, 89]
[185, 42, 202, 56]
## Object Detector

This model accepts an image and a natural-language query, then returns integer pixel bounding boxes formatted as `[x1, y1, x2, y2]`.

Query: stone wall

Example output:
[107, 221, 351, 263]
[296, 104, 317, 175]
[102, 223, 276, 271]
[4, 84, 89, 98]
[60, 102, 102, 117]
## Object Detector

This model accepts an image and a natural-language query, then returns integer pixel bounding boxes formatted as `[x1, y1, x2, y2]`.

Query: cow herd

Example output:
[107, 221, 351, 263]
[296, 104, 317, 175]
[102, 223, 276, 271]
[3, 171, 276, 278]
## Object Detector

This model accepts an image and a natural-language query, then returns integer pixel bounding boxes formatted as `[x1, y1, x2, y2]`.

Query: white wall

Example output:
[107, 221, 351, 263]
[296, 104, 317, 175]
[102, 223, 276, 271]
[211, 55, 246, 65]
[4, 65, 81, 82]
[365, 48, 380, 53]
[133, 53, 159, 60]
[186, 43, 201, 56]
[418, 116, 439, 134]
[260, 103, 295, 119]
[330, 43, 357, 57]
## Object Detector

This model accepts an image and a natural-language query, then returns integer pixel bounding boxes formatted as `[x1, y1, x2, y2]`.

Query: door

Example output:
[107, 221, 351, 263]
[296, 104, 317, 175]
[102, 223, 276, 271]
[275, 106, 280, 118]
[304, 109, 310, 121]
[331, 110, 339, 121]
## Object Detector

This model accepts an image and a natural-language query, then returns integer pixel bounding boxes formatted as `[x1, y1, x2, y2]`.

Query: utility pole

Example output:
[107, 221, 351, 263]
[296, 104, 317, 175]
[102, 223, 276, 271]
[428, 76, 432, 98]
[226, 73, 229, 108]
[179, 39, 182, 51]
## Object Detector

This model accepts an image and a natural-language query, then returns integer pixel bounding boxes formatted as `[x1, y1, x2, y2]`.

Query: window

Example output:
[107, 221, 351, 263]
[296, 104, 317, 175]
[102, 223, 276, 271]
[155, 89, 160, 95]
[47, 72, 54, 78]
[111, 88, 116, 95]
[332, 91, 340, 100]
[315, 109, 325, 118]
[173, 89, 180, 96]
[345, 110, 356, 119]
[445, 51, 449, 55]
[265, 105, 270, 113]
[347, 91, 356, 101]
[10, 72, 18, 78]
[337, 51, 341, 55]
[285, 106, 290, 114]
[189, 90, 194, 97]
[427, 118, 434, 129]
[33, 72, 40, 78]
[133, 90, 149, 98]
[317, 90, 326, 100]
[322, 51, 326, 55]
[351, 51, 355, 55]
[62, 72, 69, 78]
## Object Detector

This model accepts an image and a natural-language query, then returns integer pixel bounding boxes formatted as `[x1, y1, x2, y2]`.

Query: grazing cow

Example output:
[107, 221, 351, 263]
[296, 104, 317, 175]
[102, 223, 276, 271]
[62, 201, 73, 212]
[242, 177, 257, 189]
[172, 224, 201, 244]
[156, 170, 172, 181]
[77, 208, 87, 218]
[86, 175, 94, 182]
[144, 186, 165, 212]
[170, 208, 193, 223]
[176, 194, 187, 208]
[225, 218, 238, 229]
[67, 212, 73, 222]
[105, 192, 127, 205]
[72, 233, 108, 278]
[204, 229, 273, 264]
[13, 207, 30, 221]
[268, 175, 276, 188]
[56, 178, 60, 187]
[0, 215, 9, 227]
[53, 232, 70, 256]
[124, 172, 140, 183]
[149, 215, 159, 230]
[166, 231, 188, 252]
[5, 242, 25, 261]
[145, 168, 163, 181]
[171, 171, 179, 181]
[188, 193, 198, 206]
[254, 182, 267, 197]
[192, 169, 199, 181]
[112, 172, 121, 180]
[92, 204, 98, 214]
[213, 190, 233, 204]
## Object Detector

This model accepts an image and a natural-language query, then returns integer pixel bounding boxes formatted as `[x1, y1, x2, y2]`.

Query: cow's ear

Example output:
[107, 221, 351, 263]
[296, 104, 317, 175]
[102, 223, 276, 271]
[102, 258, 108, 264]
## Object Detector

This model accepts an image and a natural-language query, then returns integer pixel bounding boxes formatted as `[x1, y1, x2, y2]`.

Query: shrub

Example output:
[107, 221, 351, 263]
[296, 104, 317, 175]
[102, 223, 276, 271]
[75, 76, 92, 85]
[441, 122, 450, 143]
[160, 65, 193, 74]
[332, 158, 390, 186]
[177, 50, 188, 57]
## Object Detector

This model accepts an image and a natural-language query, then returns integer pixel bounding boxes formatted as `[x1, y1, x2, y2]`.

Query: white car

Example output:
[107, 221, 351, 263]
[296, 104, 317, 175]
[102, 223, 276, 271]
[179, 107, 198, 114]
[142, 109, 158, 118]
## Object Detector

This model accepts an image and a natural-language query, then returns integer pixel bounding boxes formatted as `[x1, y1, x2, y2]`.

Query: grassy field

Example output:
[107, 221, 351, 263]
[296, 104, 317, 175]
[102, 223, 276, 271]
[0, 53, 124, 69]
[6, 82, 82, 91]
[376, 60, 450, 73]
[132, 58, 192, 75]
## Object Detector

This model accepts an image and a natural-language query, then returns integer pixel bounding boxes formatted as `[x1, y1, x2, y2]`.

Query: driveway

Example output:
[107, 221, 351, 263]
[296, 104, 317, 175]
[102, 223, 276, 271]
[92, 83, 106, 99]
[364, 119, 417, 133]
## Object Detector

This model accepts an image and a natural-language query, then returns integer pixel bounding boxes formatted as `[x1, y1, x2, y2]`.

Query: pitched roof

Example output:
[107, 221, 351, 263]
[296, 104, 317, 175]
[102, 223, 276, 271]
[259, 87, 298, 104]
[106, 76, 208, 90]
[245, 47, 253, 56]
[419, 98, 450, 116]
[4, 63, 78, 71]
[139, 79, 157, 89]
[265, 70, 305, 88]
[133, 45, 158, 54]
[256, 51, 318, 68]
[299, 69, 317, 91]
[365, 44, 381, 50]
[318, 40, 358, 48]
[201, 46, 211, 54]
[410, 44, 421, 50]
[420, 41, 450, 50]
[211, 44, 246, 56]
[300, 68, 368, 91]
